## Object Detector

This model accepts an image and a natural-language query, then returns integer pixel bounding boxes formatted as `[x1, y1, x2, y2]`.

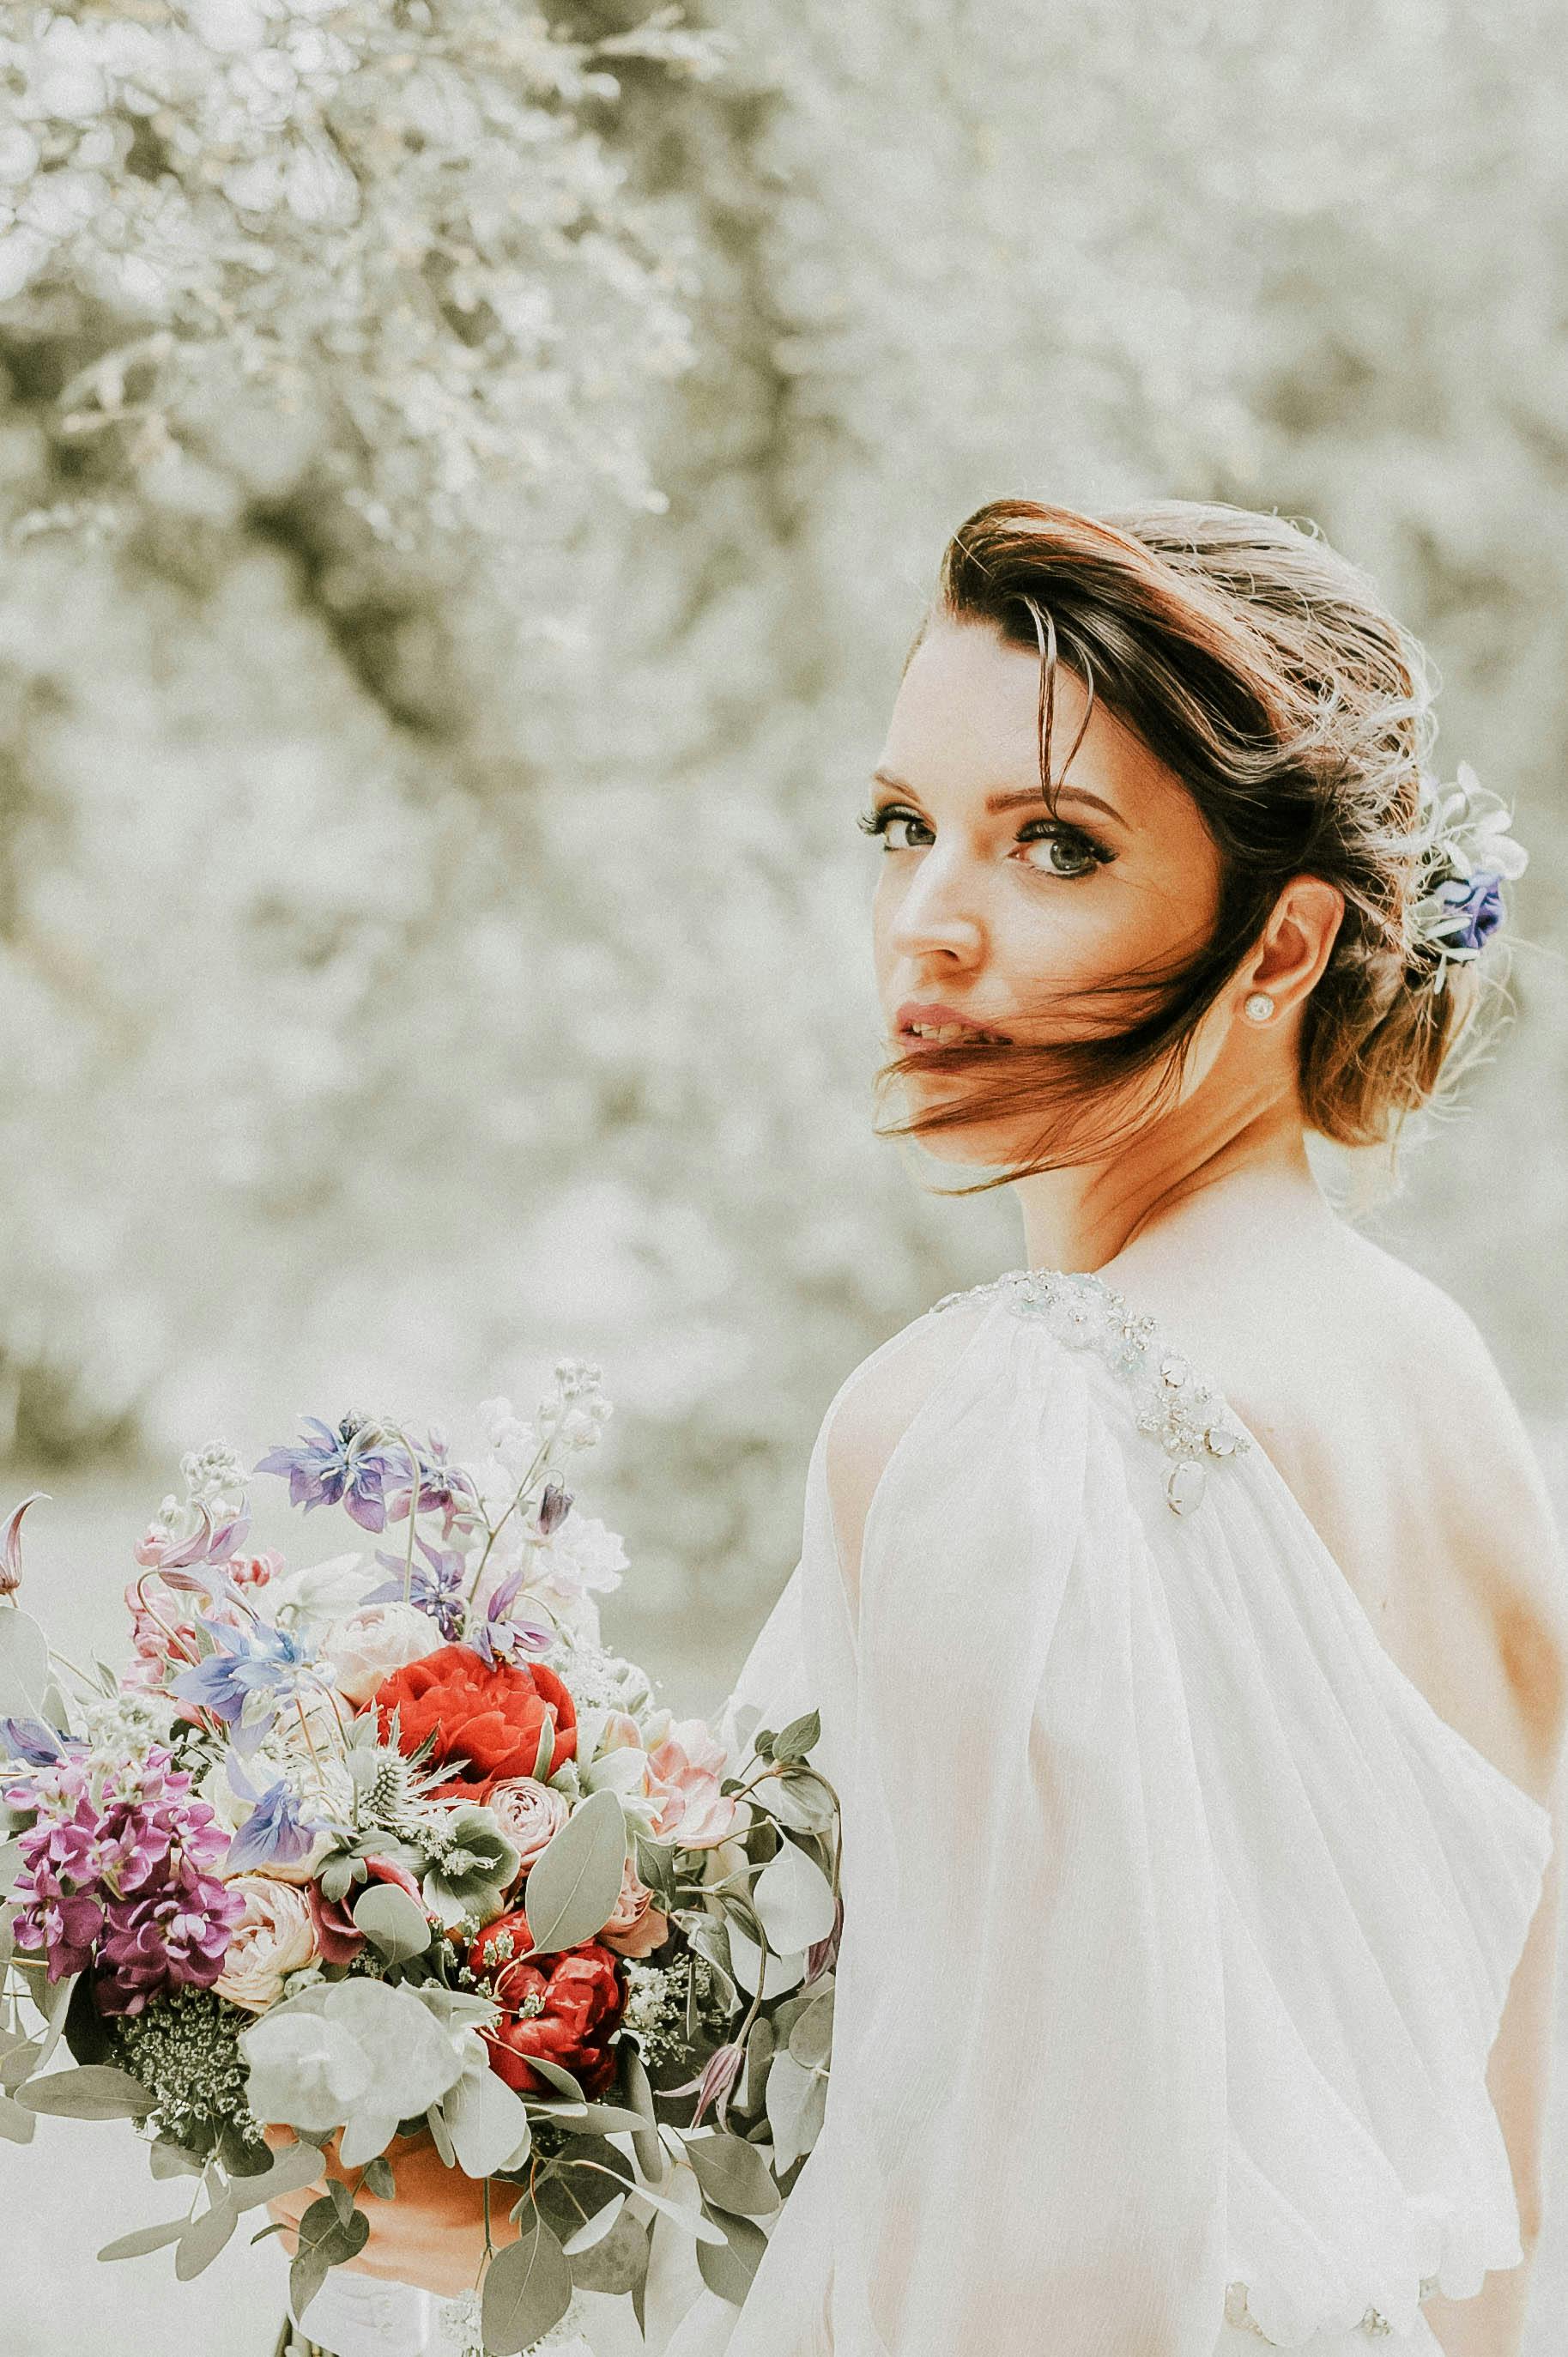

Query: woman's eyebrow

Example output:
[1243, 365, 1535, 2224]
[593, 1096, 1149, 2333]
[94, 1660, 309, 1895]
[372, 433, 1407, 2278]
[872, 770, 1126, 828]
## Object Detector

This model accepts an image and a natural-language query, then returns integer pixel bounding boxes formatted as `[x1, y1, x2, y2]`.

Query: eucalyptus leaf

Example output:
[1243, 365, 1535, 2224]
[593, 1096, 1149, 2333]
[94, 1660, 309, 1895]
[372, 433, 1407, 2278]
[724, 1919, 804, 2001]
[149, 2139, 205, 2182]
[288, 2193, 369, 2320]
[568, 2100, 649, 2136]
[229, 2141, 325, 2212]
[442, 2058, 531, 2178]
[98, 2218, 191, 2263]
[327, 2176, 354, 2226]
[0, 1838, 22, 1894]
[750, 1844, 835, 1955]
[620, 2045, 663, 2183]
[481, 2206, 573, 2355]
[0, 2087, 35, 2143]
[351, 1881, 432, 1965]
[0, 1610, 50, 1721]
[787, 1993, 833, 2072]
[764, 2050, 817, 2175]
[560, 2190, 627, 2256]
[565, 2204, 651, 2295]
[19, 2063, 154, 2119]
[0, 2028, 41, 2093]
[175, 2197, 239, 2280]
[424, 2101, 457, 2168]
[694, 2203, 769, 2304]
[361, 2155, 396, 2201]
[519, 2052, 586, 2102]
[522, 1788, 627, 1954]
[683, 2132, 781, 2219]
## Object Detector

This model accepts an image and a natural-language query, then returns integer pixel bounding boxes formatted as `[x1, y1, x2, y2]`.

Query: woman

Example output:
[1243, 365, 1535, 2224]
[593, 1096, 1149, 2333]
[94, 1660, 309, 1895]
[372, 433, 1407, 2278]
[274, 498, 1566, 2357]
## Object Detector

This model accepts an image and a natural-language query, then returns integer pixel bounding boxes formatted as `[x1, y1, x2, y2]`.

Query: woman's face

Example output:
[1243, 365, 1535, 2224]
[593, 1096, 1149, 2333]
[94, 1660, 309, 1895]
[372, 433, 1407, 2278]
[867, 616, 1226, 1165]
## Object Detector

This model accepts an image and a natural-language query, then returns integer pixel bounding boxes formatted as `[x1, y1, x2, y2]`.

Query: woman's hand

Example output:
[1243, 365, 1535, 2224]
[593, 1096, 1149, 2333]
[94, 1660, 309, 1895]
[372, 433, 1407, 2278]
[263, 2124, 523, 2303]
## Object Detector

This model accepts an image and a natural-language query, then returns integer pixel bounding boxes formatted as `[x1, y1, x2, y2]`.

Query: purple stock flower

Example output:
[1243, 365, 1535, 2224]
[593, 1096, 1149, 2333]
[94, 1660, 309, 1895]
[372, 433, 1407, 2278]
[254, 1415, 395, 1533]
[169, 1617, 316, 1754]
[366, 1533, 469, 1639]
[9, 1745, 243, 2009]
[1436, 869, 1504, 954]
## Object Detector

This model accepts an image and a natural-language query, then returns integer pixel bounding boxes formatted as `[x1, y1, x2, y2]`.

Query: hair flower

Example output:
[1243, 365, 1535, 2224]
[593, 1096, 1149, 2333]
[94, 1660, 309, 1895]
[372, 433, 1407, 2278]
[1407, 760, 1528, 991]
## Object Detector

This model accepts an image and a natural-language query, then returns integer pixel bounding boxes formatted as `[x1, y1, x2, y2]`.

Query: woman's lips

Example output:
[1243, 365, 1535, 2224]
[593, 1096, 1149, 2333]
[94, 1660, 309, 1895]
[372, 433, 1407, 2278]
[893, 1000, 1014, 1046]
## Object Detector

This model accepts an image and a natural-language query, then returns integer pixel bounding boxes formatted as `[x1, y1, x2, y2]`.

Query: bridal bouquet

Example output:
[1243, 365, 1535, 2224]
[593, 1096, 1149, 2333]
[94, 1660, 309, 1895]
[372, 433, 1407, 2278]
[0, 1362, 840, 2354]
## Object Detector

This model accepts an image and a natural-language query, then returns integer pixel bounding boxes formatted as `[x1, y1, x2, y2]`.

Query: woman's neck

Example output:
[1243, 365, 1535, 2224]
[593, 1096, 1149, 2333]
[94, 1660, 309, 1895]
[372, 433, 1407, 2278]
[1013, 1084, 1331, 1280]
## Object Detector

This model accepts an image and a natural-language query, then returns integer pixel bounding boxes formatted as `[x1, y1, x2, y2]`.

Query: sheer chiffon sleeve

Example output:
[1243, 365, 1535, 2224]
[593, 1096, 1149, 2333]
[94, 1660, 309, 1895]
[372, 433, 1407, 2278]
[706, 1299, 1231, 2357]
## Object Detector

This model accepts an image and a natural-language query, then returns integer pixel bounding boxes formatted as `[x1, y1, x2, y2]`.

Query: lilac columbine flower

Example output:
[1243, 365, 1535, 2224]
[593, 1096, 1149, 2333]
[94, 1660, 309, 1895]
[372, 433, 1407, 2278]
[381, 1430, 483, 1542]
[466, 1566, 556, 1669]
[221, 1757, 321, 1875]
[169, 1617, 318, 1754]
[255, 1415, 395, 1533]
[365, 1534, 469, 1639]
[0, 1715, 77, 1768]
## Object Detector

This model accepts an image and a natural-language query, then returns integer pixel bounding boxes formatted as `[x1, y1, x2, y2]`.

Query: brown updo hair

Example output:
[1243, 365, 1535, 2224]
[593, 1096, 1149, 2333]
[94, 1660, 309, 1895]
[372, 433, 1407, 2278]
[875, 496, 1510, 1188]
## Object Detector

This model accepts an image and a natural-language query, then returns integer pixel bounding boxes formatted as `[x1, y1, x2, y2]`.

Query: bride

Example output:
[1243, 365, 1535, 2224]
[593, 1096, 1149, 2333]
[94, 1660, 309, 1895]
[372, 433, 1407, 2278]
[272, 496, 1565, 2357]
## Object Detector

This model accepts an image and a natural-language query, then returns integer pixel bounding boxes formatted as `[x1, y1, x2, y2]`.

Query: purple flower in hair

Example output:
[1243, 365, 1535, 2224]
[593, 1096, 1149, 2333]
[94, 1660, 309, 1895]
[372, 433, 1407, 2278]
[1435, 869, 1504, 954]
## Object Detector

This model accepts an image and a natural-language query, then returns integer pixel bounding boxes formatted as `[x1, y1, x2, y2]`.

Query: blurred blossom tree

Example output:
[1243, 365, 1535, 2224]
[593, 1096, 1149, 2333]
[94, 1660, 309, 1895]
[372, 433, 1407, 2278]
[0, 0, 1565, 1617]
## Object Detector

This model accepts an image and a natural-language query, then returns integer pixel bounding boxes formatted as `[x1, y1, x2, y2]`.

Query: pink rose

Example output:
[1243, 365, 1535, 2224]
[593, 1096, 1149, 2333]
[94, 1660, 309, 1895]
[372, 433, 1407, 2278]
[645, 1718, 741, 1850]
[599, 1858, 669, 1958]
[213, 1875, 318, 2012]
[485, 1777, 571, 1876]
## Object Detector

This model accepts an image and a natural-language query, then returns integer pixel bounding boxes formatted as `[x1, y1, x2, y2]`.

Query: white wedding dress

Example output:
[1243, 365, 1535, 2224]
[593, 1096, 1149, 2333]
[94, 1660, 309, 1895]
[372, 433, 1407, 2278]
[300, 1265, 1554, 2357]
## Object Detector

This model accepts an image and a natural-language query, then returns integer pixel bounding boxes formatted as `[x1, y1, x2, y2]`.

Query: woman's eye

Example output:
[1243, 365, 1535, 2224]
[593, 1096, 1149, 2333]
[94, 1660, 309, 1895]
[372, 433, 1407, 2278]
[857, 805, 934, 851]
[1014, 823, 1106, 879]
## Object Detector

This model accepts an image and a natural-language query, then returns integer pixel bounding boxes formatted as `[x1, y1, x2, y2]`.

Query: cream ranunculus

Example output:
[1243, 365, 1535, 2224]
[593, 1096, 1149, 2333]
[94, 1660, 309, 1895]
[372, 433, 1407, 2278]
[483, 1776, 571, 1875]
[321, 1600, 444, 1706]
[214, 1874, 319, 2012]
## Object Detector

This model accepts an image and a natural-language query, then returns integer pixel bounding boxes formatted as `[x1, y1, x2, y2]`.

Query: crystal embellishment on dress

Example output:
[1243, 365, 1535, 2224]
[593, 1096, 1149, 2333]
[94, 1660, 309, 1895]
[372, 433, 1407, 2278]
[1222, 2278, 1441, 2343]
[930, 1266, 1250, 1514]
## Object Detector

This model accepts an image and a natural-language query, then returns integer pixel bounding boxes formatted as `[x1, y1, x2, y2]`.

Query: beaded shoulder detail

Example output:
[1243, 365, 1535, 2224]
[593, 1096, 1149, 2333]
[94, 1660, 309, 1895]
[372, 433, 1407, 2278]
[929, 1266, 1251, 1518]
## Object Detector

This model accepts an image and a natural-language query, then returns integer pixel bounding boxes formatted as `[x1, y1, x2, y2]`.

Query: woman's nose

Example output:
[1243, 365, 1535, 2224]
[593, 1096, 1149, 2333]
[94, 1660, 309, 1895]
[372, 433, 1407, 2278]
[884, 850, 985, 963]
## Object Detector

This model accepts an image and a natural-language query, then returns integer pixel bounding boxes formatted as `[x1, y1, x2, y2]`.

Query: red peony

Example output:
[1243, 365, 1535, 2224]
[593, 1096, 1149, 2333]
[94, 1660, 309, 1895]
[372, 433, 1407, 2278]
[373, 1644, 578, 1797]
[468, 1908, 625, 2098]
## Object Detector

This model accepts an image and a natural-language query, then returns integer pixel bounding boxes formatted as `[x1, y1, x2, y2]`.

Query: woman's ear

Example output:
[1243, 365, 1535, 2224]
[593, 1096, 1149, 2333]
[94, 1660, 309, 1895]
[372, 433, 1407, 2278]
[1242, 876, 1345, 1015]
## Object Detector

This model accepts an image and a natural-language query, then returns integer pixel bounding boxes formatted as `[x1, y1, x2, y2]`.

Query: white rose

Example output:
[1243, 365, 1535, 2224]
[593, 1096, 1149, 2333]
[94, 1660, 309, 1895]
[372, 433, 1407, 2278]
[215, 1875, 318, 2013]
[321, 1601, 444, 1706]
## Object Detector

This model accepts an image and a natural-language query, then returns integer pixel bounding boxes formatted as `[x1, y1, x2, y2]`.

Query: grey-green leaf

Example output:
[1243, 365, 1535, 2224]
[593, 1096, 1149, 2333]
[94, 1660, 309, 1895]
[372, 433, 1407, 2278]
[98, 2218, 191, 2263]
[750, 1842, 836, 1955]
[771, 1711, 820, 1763]
[481, 2207, 573, 2354]
[684, 2132, 781, 2218]
[521, 1788, 627, 1954]
[175, 2198, 238, 2280]
[19, 2064, 154, 2120]
[0, 2087, 36, 2143]
[694, 2203, 768, 2305]
[361, 2155, 397, 2201]
[229, 2140, 327, 2213]
[352, 1881, 432, 1965]
[620, 2045, 664, 2182]
[0, 1609, 50, 1720]
[149, 2138, 205, 2181]
[565, 2204, 650, 2295]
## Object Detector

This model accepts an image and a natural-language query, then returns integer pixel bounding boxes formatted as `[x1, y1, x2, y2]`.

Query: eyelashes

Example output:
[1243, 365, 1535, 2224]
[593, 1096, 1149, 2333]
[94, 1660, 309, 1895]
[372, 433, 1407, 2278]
[857, 802, 1115, 880]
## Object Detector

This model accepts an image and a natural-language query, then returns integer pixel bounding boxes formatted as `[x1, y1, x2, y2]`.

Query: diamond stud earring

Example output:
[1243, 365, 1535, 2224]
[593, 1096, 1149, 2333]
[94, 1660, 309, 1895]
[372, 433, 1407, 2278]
[1243, 991, 1276, 1023]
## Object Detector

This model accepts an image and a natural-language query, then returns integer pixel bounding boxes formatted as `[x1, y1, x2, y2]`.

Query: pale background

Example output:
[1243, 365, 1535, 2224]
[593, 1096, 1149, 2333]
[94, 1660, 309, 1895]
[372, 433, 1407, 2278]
[2, 0, 1566, 2348]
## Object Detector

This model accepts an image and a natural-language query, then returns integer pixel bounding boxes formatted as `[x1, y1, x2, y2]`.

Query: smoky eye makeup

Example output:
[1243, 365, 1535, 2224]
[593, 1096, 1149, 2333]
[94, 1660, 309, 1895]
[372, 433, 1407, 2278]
[856, 799, 1117, 878]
